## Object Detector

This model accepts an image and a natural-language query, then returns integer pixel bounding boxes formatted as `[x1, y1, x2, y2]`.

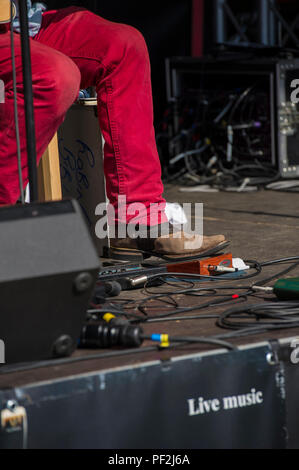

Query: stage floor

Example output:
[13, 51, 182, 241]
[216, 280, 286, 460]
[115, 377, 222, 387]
[0, 185, 299, 389]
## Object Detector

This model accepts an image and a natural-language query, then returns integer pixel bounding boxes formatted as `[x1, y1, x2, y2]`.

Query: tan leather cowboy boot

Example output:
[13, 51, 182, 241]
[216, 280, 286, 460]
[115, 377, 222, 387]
[109, 224, 228, 261]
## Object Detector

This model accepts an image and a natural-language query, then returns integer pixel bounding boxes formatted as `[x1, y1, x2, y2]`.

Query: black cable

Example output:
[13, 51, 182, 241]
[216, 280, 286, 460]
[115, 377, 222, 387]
[145, 277, 196, 293]
[2, 252, 299, 377]
[142, 334, 236, 351]
[253, 261, 299, 287]
[0, 346, 159, 375]
[5, 256, 299, 374]
[10, 2, 24, 203]
[162, 81, 281, 191]
[126, 258, 299, 327]
[143, 284, 252, 297]
[213, 323, 299, 341]
[136, 294, 249, 322]
[18, 0, 38, 201]
[261, 256, 299, 266]
[217, 301, 299, 330]
[118, 285, 254, 325]
[0, 331, 237, 375]
[146, 314, 220, 323]
[137, 286, 253, 308]
[120, 261, 261, 322]
[107, 257, 299, 328]
[143, 261, 262, 284]
[87, 308, 143, 321]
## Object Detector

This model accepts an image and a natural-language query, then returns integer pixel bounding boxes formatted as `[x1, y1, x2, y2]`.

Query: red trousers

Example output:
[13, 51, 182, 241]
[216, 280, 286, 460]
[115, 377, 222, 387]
[0, 7, 166, 224]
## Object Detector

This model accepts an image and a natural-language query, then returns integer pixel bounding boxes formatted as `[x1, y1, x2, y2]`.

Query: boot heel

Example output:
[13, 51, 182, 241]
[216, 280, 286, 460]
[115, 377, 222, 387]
[108, 247, 145, 262]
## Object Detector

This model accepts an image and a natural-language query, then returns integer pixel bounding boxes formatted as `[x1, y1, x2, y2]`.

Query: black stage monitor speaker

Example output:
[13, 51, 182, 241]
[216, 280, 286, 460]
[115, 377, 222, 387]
[0, 199, 100, 364]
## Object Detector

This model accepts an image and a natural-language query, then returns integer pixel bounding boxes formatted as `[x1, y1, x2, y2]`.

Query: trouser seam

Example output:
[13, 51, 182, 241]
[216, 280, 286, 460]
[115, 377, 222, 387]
[104, 76, 125, 196]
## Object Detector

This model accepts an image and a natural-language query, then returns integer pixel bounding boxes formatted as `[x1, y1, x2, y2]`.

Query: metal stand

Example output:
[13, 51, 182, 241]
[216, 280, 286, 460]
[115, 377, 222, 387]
[259, 0, 272, 46]
[17, 0, 38, 202]
[214, 0, 227, 45]
[214, 0, 250, 45]
[212, 0, 299, 49]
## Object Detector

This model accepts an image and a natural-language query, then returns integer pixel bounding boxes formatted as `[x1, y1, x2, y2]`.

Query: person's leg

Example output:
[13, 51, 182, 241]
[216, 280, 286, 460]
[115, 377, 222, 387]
[34, 7, 167, 226]
[0, 31, 81, 204]
[33, 7, 226, 260]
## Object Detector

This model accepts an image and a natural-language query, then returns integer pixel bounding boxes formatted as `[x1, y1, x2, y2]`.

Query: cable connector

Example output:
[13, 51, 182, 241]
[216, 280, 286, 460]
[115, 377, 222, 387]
[210, 265, 237, 273]
[251, 286, 274, 293]
[79, 322, 144, 348]
[150, 334, 170, 348]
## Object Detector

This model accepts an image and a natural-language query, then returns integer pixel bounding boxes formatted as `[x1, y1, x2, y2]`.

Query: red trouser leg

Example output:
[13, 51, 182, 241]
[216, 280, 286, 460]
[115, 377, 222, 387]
[34, 7, 167, 225]
[0, 32, 81, 204]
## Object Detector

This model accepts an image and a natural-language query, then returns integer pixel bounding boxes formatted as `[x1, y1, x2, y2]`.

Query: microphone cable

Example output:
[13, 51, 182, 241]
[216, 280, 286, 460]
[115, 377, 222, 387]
[10, 0, 25, 203]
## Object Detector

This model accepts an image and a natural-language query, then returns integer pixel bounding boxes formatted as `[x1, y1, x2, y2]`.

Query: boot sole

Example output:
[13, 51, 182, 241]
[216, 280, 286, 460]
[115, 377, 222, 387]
[109, 241, 230, 263]
[108, 247, 147, 262]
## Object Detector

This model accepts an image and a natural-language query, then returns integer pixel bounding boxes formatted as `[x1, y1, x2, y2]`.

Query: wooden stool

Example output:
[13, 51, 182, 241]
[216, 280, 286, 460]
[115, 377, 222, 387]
[37, 133, 62, 202]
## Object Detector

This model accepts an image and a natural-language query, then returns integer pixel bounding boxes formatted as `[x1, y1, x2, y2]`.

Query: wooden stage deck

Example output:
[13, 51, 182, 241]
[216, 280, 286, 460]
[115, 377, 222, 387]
[1, 185, 299, 389]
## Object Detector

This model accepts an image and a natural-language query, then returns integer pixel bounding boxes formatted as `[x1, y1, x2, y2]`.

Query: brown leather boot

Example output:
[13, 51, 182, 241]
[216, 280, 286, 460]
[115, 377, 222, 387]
[109, 225, 228, 261]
